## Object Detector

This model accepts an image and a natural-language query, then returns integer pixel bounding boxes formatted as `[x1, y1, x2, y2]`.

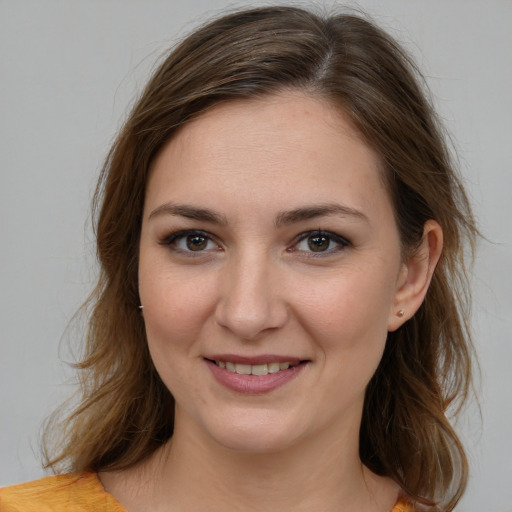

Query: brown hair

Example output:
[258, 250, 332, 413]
[44, 6, 477, 510]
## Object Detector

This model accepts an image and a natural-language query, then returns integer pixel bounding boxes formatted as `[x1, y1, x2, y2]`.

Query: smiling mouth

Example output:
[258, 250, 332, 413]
[211, 360, 302, 376]
[206, 358, 308, 393]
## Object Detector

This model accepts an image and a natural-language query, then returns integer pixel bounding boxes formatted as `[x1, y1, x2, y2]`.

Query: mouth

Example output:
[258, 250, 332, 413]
[204, 356, 309, 393]
[211, 360, 301, 376]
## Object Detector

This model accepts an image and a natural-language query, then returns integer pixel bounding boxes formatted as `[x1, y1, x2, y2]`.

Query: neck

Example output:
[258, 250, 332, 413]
[114, 413, 398, 512]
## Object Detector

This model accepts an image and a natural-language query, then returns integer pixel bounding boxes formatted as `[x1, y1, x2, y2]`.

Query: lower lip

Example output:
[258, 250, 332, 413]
[206, 360, 307, 394]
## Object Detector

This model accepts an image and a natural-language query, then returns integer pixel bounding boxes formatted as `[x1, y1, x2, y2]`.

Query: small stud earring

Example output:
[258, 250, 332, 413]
[138, 305, 144, 312]
[397, 309, 404, 318]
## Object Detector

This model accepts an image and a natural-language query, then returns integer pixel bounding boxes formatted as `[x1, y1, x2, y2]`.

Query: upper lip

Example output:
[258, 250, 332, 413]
[204, 354, 305, 365]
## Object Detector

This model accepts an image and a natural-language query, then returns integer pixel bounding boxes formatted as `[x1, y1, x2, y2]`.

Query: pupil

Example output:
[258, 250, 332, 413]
[308, 235, 329, 252]
[187, 235, 207, 251]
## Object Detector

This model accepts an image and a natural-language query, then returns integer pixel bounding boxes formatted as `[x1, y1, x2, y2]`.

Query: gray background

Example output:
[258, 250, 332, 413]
[1, 1, 511, 510]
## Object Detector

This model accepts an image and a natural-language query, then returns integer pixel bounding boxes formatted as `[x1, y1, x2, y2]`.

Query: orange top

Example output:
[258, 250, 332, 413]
[0, 472, 414, 511]
[0, 474, 124, 512]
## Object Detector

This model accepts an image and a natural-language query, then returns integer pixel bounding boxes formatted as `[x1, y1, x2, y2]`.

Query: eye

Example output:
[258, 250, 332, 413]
[161, 230, 220, 253]
[293, 230, 349, 254]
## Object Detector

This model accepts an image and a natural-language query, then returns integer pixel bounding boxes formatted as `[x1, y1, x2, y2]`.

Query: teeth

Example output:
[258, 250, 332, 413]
[216, 361, 298, 375]
[251, 364, 268, 376]
[268, 362, 280, 374]
[235, 363, 251, 375]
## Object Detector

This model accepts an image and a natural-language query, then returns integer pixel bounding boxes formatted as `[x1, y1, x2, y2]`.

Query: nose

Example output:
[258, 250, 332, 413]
[214, 252, 289, 341]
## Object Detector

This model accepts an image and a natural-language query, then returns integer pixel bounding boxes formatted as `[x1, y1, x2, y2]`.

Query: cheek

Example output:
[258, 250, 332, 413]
[138, 266, 218, 402]
[295, 262, 398, 354]
[138, 262, 218, 351]
[137, 233, 224, 402]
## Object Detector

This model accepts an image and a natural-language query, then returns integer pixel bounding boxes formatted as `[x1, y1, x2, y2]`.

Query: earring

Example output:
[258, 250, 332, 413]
[138, 305, 144, 312]
[397, 309, 404, 318]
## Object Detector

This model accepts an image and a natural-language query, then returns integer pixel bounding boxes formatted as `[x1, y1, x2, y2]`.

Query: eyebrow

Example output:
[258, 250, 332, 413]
[148, 201, 368, 227]
[274, 203, 369, 227]
[148, 202, 228, 225]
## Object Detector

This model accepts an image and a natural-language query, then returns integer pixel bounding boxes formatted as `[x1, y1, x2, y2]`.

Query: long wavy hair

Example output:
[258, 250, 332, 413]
[44, 6, 478, 511]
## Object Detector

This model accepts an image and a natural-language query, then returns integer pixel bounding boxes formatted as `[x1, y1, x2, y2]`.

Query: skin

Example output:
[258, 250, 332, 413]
[100, 91, 442, 511]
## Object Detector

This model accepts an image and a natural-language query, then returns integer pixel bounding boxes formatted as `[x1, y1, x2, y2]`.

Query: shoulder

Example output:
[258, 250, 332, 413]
[0, 473, 126, 512]
[392, 495, 416, 512]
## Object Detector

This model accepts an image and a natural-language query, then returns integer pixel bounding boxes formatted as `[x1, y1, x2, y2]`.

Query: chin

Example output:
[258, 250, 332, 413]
[200, 409, 303, 455]
[213, 429, 295, 455]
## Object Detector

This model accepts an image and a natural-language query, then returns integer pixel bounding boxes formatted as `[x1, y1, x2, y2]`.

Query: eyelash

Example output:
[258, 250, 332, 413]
[291, 230, 350, 256]
[160, 229, 221, 256]
[159, 229, 350, 257]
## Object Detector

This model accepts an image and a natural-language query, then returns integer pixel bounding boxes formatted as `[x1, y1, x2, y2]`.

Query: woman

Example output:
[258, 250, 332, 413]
[0, 6, 477, 512]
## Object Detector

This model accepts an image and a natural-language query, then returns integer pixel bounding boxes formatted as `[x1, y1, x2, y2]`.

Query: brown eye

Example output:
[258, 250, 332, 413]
[161, 230, 219, 254]
[186, 234, 208, 251]
[307, 235, 330, 252]
[292, 230, 349, 255]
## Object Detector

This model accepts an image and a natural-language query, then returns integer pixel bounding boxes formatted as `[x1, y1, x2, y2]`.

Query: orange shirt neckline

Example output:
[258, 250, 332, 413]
[1, 472, 413, 512]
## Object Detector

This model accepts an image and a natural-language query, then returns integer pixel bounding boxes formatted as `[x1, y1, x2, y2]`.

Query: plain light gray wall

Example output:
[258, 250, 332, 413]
[1, 1, 511, 510]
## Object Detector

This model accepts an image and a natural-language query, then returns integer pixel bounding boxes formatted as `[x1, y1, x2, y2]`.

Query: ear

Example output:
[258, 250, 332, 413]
[388, 220, 443, 332]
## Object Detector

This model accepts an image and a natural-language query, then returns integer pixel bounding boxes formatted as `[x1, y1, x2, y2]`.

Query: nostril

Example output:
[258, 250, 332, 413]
[213, 264, 289, 340]
[214, 302, 288, 341]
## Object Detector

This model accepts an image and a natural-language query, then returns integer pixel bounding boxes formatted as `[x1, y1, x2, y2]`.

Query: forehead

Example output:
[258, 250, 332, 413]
[146, 91, 390, 221]
[161, 92, 372, 167]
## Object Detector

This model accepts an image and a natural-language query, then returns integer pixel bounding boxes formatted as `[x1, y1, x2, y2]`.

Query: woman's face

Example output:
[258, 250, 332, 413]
[139, 92, 408, 454]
